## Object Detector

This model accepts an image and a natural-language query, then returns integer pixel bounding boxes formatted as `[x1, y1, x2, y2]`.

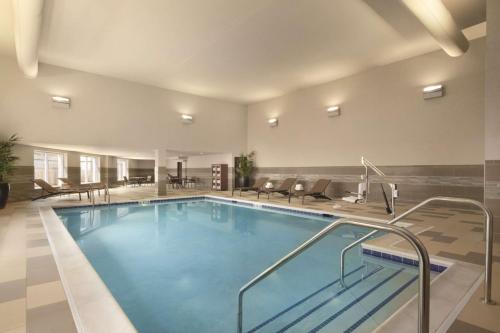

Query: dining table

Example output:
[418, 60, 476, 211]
[129, 176, 147, 186]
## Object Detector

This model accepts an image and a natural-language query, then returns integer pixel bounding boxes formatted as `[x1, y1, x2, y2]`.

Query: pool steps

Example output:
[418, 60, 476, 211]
[246, 264, 420, 333]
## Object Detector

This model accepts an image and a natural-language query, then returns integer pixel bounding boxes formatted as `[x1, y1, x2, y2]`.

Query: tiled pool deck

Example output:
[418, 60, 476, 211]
[0, 186, 498, 333]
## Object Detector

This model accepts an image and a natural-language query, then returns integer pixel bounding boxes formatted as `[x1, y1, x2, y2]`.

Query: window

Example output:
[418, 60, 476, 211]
[80, 155, 100, 184]
[117, 159, 129, 181]
[34, 151, 67, 187]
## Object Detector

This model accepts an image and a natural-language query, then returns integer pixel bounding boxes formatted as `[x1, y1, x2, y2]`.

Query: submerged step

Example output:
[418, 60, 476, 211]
[304, 268, 405, 333]
[246, 264, 394, 333]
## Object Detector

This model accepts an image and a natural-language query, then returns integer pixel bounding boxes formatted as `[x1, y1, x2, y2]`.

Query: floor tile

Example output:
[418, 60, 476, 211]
[26, 255, 59, 286]
[26, 247, 53, 259]
[26, 301, 77, 333]
[27, 281, 67, 309]
[0, 299, 25, 332]
[26, 239, 49, 248]
[0, 279, 25, 303]
[0, 257, 26, 284]
[447, 320, 495, 333]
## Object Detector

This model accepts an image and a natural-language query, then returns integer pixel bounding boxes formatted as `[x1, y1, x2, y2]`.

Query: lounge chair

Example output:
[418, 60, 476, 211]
[293, 179, 332, 204]
[59, 178, 107, 196]
[32, 179, 90, 201]
[232, 177, 269, 196]
[257, 178, 296, 200]
[145, 175, 155, 186]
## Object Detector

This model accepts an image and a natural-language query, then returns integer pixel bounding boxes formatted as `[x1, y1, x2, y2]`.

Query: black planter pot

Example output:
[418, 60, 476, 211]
[239, 176, 250, 187]
[0, 183, 10, 209]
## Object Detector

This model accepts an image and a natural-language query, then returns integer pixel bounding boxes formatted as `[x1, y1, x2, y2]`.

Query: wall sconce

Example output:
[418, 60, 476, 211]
[326, 105, 340, 117]
[181, 114, 193, 124]
[422, 84, 444, 99]
[268, 118, 278, 127]
[51, 96, 71, 109]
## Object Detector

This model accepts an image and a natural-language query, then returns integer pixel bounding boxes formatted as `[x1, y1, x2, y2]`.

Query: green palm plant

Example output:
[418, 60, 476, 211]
[236, 151, 255, 177]
[0, 134, 20, 183]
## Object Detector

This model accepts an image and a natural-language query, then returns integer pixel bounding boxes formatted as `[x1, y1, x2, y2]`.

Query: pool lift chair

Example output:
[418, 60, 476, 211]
[342, 157, 398, 217]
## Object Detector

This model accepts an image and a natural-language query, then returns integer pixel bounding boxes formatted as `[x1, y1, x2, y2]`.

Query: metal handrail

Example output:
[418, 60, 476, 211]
[340, 196, 494, 304]
[237, 219, 431, 333]
[104, 184, 110, 204]
[90, 184, 95, 206]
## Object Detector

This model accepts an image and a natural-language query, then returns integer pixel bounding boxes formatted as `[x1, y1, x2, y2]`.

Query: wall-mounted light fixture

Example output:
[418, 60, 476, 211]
[326, 105, 340, 117]
[422, 84, 444, 99]
[51, 96, 71, 109]
[181, 114, 193, 124]
[268, 118, 279, 127]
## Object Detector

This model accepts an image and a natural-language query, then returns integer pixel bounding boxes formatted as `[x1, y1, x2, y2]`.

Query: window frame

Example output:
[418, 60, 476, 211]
[80, 155, 101, 184]
[116, 158, 129, 181]
[33, 150, 67, 188]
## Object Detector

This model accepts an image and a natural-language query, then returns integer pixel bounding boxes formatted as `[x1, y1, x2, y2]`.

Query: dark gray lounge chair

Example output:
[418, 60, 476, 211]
[32, 179, 90, 201]
[258, 178, 296, 199]
[293, 179, 332, 204]
[59, 178, 107, 196]
[232, 177, 269, 196]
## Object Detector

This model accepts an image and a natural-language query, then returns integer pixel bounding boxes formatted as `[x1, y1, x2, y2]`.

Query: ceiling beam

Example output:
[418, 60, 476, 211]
[12, 0, 44, 78]
[401, 0, 469, 57]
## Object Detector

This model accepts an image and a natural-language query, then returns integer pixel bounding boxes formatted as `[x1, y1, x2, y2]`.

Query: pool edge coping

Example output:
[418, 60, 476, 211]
[39, 206, 138, 333]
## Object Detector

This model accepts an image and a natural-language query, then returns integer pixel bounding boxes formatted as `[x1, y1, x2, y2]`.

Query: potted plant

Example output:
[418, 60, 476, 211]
[0, 134, 19, 209]
[235, 151, 255, 187]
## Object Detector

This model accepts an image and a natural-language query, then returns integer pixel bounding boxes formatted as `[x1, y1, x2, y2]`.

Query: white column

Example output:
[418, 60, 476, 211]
[154, 149, 167, 196]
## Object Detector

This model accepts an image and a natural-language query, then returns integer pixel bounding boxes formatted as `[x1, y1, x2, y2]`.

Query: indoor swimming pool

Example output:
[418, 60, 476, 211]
[55, 198, 438, 333]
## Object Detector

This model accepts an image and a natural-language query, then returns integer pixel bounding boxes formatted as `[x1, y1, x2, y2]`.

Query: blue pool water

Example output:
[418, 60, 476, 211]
[57, 199, 426, 333]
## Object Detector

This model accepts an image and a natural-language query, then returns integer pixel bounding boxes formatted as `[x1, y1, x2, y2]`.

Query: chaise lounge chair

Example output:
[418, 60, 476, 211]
[32, 179, 90, 201]
[59, 178, 108, 196]
[292, 179, 332, 204]
[232, 177, 269, 196]
[257, 178, 297, 200]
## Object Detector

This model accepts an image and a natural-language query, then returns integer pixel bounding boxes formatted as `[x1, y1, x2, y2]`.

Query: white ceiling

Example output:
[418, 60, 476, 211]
[0, 0, 486, 104]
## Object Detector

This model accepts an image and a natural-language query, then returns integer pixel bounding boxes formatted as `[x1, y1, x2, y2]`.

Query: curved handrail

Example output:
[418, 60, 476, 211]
[340, 196, 494, 304]
[237, 219, 431, 333]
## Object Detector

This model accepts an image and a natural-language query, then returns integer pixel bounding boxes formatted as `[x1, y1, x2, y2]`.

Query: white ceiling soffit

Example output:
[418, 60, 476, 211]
[166, 150, 224, 158]
[27, 142, 155, 160]
[401, 0, 469, 57]
[12, 0, 45, 78]
[1, 0, 485, 103]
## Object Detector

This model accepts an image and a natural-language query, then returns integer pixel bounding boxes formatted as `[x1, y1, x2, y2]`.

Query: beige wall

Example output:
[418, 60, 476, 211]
[0, 56, 247, 157]
[247, 38, 485, 167]
[485, 0, 500, 230]
[166, 153, 234, 169]
[486, 0, 500, 160]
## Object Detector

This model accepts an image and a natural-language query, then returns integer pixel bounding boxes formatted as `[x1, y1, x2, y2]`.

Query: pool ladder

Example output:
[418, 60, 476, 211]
[237, 196, 495, 333]
[89, 184, 111, 206]
[237, 219, 431, 333]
